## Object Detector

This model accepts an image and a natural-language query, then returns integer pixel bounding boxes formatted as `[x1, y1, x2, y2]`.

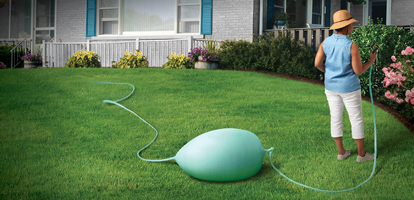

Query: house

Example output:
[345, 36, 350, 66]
[1, 0, 413, 67]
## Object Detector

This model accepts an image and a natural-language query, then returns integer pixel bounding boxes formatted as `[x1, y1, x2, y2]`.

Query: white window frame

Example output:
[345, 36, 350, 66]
[34, 0, 57, 45]
[177, 0, 201, 34]
[363, 0, 391, 26]
[97, 0, 201, 36]
[307, 0, 323, 27]
[96, 0, 120, 36]
[274, 0, 286, 13]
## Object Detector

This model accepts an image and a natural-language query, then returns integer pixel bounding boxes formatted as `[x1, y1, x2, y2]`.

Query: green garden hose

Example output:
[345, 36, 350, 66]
[88, 53, 378, 192]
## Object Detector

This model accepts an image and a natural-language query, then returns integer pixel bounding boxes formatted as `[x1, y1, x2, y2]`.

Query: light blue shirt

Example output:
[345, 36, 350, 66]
[323, 34, 361, 93]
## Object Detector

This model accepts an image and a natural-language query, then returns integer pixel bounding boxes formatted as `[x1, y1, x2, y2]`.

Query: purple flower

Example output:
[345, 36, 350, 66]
[21, 54, 42, 62]
[0, 62, 6, 69]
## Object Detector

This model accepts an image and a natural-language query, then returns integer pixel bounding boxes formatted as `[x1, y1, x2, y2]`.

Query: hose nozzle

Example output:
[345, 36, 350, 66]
[372, 45, 379, 53]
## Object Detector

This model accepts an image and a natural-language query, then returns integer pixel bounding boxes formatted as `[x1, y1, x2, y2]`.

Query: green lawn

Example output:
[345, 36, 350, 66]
[0, 68, 412, 199]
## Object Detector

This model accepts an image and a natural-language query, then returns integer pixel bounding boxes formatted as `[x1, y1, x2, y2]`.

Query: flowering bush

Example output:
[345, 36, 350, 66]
[382, 46, 414, 105]
[21, 54, 42, 62]
[188, 47, 218, 62]
[163, 52, 193, 69]
[0, 62, 6, 69]
[116, 50, 149, 68]
[65, 50, 101, 68]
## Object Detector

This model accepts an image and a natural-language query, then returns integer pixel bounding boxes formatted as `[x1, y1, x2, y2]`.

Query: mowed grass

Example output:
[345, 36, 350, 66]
[0, 68, 412, 199]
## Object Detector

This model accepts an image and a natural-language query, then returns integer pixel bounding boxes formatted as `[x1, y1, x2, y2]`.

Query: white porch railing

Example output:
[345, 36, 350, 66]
[266, 27, 334, 52]
[7, 39, 31, 68]
[265, 25, 413, 52]
[42, 37, 223, 68]
[43, 37, 194, 68]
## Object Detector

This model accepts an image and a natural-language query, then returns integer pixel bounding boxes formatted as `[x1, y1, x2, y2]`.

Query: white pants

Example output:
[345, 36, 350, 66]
[325, 89, 364, 139]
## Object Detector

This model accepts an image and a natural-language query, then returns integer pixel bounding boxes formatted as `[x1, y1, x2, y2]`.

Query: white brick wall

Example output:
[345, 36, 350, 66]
[56, 0, 87, 42]
[208, 0, 257, 42]
[350, 3, 364, 26]
[391, 0, 414, 25]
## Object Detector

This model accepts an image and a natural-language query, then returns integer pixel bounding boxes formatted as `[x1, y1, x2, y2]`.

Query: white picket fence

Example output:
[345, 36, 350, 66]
[267, 27, 333, 52]
[42, 37, 215, 68]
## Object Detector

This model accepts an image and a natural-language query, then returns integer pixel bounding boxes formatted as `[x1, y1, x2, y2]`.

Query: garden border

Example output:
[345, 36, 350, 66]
[228, 69, 414, 134]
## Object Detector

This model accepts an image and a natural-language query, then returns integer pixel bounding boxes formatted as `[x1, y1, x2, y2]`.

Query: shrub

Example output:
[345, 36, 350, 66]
[350, 20, 414, 124]
[273, 34, 319, 79]
[0, 45, 12, 68]
[217, 39, 255, 70]
[163, 52, 193, 69]
[349, 20, 414, 98]
[0, 41, 26, 68]
[218, 33, 320, 80]
[382, 47, 414, 105]
[381, 46, 414, 123]
[65, 50, 101, 68]
[116, 50, 149, 68]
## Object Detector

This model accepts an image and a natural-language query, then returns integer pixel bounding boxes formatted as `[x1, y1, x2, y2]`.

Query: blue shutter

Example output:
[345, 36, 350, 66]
[86, 0, 96, 37]
[201, 0, 212, 35]
[267, 0, 274, 29]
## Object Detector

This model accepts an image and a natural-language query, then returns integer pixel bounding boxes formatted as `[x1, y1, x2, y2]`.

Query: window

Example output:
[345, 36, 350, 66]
[370, 0, 387, 25]
[98, 0, 119, 35]
[274, 0, 285, 14]
[340, 0, 348, 10]
[0, 1, 10, 38]
[123, 0, 175, 33]
[97, 0, 201, 36]
[312, 0, 322, 25]
[10, 0, 32, 39]
[36, 0, 55, 28]
[178, 0, 200, 33]
[35, 0, 55, 44]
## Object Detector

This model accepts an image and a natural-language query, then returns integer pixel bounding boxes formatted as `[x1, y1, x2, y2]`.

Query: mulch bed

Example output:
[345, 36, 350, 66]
[229, 69, 414, 134]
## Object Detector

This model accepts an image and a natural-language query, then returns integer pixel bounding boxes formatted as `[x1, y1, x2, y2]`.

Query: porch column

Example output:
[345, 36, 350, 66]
[42, 40, 45, 67]
[188, 36, 193, 52]
[259, 0, 263, 35]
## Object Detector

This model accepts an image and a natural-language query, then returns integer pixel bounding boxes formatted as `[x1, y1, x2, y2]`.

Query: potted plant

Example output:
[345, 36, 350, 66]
[21, 54, 42, 69]
[0, 62, 6, 69]
[347, 0, 366, 5]
[273, 12, 289, 29]
[188, 47, 219, 70]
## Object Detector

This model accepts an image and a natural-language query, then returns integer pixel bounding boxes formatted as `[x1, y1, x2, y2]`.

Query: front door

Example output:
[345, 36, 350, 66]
[369, 0, 386, 24]
[34, 0, 55, 47]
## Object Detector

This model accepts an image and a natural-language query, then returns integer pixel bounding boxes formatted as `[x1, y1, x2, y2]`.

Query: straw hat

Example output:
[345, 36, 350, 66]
[330, 10, 358, 30]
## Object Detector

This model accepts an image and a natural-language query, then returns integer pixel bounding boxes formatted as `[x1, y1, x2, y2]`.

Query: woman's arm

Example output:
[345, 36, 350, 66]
[314, 41, 326, 72]
[351, 43, 377, 75]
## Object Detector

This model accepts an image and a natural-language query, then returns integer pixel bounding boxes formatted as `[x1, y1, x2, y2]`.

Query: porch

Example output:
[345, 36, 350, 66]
[9, 25, 414, 68]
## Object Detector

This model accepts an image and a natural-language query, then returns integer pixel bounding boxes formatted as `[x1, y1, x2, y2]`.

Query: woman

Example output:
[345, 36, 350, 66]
[314, 10, 376, 162]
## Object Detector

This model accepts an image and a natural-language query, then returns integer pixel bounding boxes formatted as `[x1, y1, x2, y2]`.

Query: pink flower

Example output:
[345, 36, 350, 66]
[395, 98, 404, 104]
[406, 88, 414, 103]
[385, 91, 397, 100]
[383, 46, 413, 106]
[404, 46, 414, 55]
[394, 62, 402, 69]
